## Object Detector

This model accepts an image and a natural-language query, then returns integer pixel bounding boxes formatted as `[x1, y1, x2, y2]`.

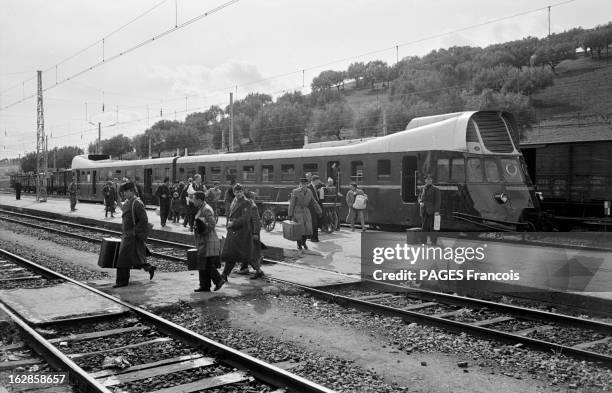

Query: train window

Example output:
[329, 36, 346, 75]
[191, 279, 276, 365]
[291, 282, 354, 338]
[115, 169, 122, 175]
[262, 165, 274, 182]
[281, 164, 295, 181]
[303, 163, 318, 176]
[225, 167, 236, 182]
[107, 170, 112, 179]
[211, 167, 221, 181]
[351, 161, 364, 183]
[466, 158, 483, 182]
[484, 159, 501, 183]
[179, 167, 185, 175]
[126, 169, 134, 180]
[154, 168, 161, 181]
[377, 160, 391, 180]
[164, 168, 170, 181]
[436, 159, 450, 182]
[451, 158, 465, 183]
[500, 158, 524, 183]
[242, 165, 256, 181]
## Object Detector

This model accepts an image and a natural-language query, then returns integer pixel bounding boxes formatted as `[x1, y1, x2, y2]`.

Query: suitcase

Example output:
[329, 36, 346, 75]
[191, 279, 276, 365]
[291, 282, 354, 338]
[187, 248, 199, 270]
[282, 220, 304, 241]
[98, 238, 121, 268]
[433, 214, 441, 231]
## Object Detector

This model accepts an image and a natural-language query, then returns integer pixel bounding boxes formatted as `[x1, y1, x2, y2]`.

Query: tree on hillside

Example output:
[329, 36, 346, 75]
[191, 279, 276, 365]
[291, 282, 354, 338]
[165, 126, 200, 153]
[251, 101, 309, 149]
[98, 134, 133, 159]
[463, 89, 534, 131]
[354, 104, 382, 137]
[347, 62, 366, 88]
[363, 60, 389, 88]
[582, 23, 612, 59]
[309, 88, 345, 108]
[20, 152, 37, 173]
[228, 93, 272, 119]
[310, 102, 354, 140]
[311, 70, 345, 91]
[533, 40, 577, 72]
[51, 146, 83, 169]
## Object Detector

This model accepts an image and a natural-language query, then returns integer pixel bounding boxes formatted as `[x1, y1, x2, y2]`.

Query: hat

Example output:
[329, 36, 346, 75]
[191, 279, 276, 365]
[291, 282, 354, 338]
[120, 182, 135, 192]
[299, 177, 308, 183]
[194, 190, 206, 200]
[311, 174, 320, 181]
[233, 183, 243, 192]
[350, 182, 358, 187]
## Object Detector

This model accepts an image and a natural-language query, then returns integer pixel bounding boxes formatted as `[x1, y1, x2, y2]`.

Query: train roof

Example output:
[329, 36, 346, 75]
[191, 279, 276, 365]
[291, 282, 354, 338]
[71, 155, 175, 169]
[71, 110, 515, 168]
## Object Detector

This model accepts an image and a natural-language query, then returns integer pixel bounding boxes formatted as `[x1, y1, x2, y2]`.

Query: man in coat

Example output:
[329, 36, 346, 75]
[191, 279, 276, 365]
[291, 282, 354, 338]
[307, 175, 323, 242]
[14, 180, 21, 200]
[155, 177, 172, 227]
[221, 183, 260, 281]
[114, 182, 157, 288]
[288, 178, 322, 251]
[419, 173, 441, 232]
[193, 191, 225, 292]
[102, 181, 117, 218]
[68, 177, 78, 211]
[236, 190, 265, 279]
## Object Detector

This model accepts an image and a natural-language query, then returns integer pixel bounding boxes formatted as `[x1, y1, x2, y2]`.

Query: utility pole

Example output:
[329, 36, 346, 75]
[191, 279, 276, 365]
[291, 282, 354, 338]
[97, 122, 101, 154]
[548, 6, 551, 37]
[229, 92, 234, 152]
[382, 106, 387, 136]
[148, 137, 152, 158]
[36, 70, 47, 202]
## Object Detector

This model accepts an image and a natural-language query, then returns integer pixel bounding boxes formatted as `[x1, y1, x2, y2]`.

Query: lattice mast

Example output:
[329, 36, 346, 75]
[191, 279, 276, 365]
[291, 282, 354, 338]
[36, 70, 47, 202]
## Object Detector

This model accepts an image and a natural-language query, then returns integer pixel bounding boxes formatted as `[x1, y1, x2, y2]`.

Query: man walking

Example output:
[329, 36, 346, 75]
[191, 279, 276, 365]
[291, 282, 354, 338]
[221, 184, 262, 281]
[68, 177, 78, 211]
[236, 190, 265, 279]
[155, 177, 172, 227]
[193, 191, 225, 292]
[307, 175, 323, 242]
[114, 182, 156, 288]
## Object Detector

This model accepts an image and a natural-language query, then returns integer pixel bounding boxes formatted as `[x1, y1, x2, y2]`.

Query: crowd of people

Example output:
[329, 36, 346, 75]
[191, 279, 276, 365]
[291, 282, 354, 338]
[66, 171, 440, 292]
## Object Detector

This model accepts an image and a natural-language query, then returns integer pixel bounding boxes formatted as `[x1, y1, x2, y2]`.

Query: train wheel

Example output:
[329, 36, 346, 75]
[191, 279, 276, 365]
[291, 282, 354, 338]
[261, 209, 276, 232]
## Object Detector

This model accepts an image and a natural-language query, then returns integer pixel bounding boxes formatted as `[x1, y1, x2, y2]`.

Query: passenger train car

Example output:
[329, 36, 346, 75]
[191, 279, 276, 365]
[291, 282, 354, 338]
[70, 110, 545, 231]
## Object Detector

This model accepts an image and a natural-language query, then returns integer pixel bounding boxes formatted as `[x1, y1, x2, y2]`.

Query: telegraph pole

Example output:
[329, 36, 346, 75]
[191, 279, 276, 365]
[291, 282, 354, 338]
[548, 6, 551, 37]
[229, 92, 234, 152]
[97, 122, 101, 154]
[36, 70, 47, 202]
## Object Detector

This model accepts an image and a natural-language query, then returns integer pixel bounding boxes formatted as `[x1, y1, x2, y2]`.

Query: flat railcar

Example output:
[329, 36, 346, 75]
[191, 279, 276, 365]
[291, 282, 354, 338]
[71, 111, 544, 230]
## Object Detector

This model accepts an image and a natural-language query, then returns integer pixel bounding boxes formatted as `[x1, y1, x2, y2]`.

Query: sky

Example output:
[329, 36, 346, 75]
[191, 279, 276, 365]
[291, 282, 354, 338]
[0, 0, 610, 159]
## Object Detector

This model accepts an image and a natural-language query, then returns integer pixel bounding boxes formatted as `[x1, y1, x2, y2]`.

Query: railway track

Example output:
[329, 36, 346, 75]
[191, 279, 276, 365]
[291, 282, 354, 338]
[2, 208, 611, 366]
[0, 248, 335, 393]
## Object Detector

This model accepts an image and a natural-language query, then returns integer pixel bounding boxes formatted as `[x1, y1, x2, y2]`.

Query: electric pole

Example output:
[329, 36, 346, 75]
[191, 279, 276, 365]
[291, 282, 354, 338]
[229, 92, 234, 152]
[548, 6, 551, 37]
[97, 122, 101, 154]
[36, 70, 47, 202]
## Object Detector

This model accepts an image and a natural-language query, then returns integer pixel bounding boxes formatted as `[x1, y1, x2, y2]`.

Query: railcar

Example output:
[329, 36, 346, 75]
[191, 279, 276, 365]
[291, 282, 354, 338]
[71, 110, 545, 230]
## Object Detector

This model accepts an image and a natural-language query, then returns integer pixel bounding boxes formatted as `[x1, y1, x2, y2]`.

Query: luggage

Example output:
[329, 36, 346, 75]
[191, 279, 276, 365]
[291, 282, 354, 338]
[282, 220, 304, 241]
[187, 248, 198, 270]
[352, 194, 367, 210]
[98, 238, 121, 268]
[433, 214, 441, 231]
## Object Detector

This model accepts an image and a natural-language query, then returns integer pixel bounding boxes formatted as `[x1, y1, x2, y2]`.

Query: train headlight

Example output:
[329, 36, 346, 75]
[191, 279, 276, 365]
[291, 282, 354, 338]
[494, 192, 509, 204]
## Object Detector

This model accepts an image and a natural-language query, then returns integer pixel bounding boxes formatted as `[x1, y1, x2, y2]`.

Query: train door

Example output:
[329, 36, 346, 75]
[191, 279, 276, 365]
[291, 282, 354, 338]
[327, 160, 340, 187]
[144, 168, 153, 198]
[198, 166, 206, 183]
[401, 156, 418, 203]
[92, 170, 97, 196]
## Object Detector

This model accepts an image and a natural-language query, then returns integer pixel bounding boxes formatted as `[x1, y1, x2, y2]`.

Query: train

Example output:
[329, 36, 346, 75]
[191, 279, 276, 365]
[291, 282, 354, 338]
[9, 169, 71, 195]
[64, 110, 545, 231]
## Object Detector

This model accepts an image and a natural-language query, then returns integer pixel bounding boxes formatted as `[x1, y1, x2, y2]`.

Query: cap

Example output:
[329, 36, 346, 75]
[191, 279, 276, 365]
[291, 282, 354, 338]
[299, 177, 309, 183]
[233, 183, 243, 192]
[311, 174, 320, 181]
[350, 182, 357, 187]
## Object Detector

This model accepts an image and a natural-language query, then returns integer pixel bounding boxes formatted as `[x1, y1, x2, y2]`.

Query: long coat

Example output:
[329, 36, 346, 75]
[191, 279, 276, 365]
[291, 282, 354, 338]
[102, 184, 117, 206]
[223, 197, 257, 262]
[194, 203, 221, 266]
[116, 196, 149, 268]
[419, 185, 441, 215]
[288, 187, 322, 236]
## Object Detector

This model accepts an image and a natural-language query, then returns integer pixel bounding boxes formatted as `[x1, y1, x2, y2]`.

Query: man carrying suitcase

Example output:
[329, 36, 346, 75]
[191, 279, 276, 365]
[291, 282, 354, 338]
[114, 182, 156, 288]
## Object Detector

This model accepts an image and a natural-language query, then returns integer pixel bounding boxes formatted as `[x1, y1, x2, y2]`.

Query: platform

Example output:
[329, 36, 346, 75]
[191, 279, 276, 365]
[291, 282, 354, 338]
[0, 283, 128, 324]
[0, 194, 611, 314]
